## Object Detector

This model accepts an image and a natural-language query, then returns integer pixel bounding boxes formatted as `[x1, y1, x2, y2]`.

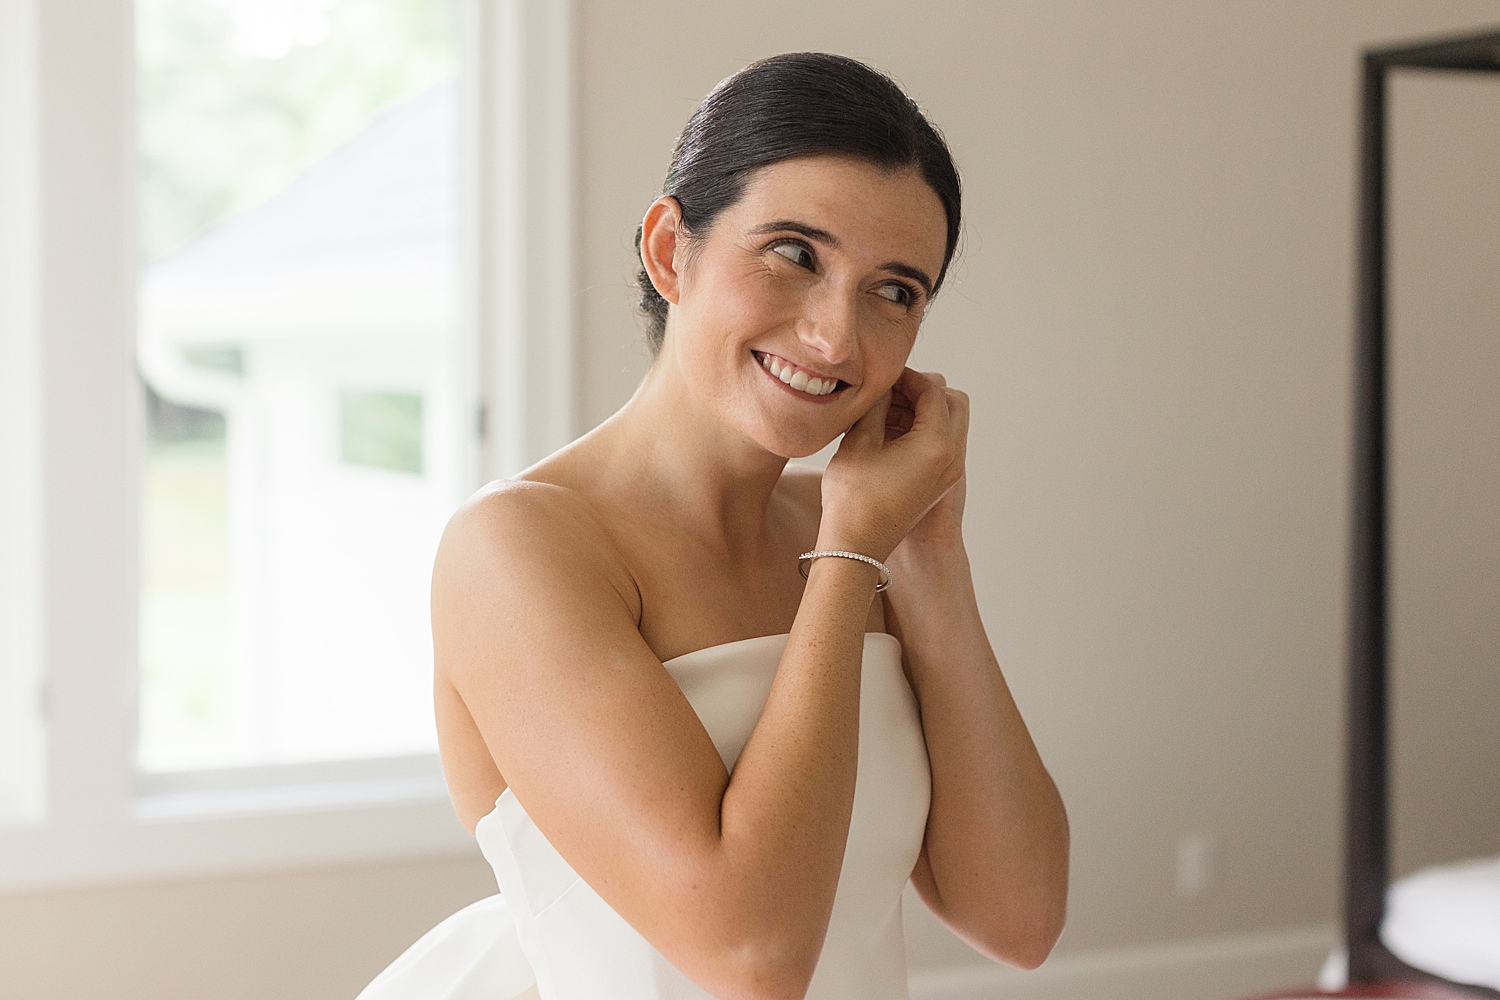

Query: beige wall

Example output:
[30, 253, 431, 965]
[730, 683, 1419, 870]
[4, 3, 1499, 999]
[0, 854, 498, 1000]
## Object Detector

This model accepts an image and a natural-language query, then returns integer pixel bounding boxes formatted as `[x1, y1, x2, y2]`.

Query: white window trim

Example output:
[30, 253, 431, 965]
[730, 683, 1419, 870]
[0, 0, 48, 833]
[0, 0, 575, 894]
[471, 0, 578, 477]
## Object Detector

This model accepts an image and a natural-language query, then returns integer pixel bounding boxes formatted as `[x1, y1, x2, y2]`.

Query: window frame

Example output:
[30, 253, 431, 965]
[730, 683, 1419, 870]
[0, 0, 48, 832]
[0, 0, 576, 893]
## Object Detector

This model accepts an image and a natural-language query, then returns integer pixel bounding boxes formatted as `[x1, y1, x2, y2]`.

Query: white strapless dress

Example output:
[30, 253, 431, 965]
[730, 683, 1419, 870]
[359, 632, 931, 1000]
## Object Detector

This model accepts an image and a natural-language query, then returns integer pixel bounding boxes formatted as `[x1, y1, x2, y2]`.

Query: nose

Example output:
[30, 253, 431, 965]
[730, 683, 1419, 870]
[796, 284, 860, 366]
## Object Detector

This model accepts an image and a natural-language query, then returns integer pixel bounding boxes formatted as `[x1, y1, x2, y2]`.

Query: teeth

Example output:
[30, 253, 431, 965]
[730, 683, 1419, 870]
[757, 352, 838, 397]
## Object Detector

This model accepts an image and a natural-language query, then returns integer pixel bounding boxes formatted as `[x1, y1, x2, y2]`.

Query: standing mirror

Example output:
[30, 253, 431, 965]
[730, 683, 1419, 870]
[1345, 26, 1500, 999]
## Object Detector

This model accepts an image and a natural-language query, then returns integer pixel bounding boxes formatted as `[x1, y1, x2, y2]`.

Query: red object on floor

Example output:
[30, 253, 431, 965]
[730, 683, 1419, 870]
[1247, 985, 1485, 999]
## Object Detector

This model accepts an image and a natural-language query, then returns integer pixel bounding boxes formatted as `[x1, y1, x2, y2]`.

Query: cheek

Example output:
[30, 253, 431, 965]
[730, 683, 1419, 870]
[687, 265, 800, 342]
[862, 310, 921, 373]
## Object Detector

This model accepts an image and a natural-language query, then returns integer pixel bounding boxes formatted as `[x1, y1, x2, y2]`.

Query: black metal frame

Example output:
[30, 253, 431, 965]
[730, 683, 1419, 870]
[1346, 26, 1500, 997]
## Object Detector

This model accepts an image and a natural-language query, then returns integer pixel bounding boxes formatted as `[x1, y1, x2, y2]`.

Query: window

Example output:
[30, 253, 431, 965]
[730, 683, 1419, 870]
[0, 0, 574, 890]
[136, 0, 466, 775]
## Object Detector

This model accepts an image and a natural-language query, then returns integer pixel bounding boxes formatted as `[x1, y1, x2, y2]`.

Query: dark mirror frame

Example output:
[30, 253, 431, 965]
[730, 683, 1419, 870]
[1346, 25, 1500, 998]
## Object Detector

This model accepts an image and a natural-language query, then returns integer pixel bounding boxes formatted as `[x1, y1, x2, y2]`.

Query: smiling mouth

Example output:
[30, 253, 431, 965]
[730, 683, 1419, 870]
[752, 351, 848, 398]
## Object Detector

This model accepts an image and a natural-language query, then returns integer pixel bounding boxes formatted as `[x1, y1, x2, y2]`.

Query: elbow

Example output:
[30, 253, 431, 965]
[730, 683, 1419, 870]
[657, 852, 837, 1000]
[929, 799, 1071, 971]
[996, 812, 1070, 969]
[953, 874, 1068, 972]
[735, 961, 819, 1000]
[969, 902, 1066, 971]
[1002, 912, 1065, 971]
[1016, 882, 1068, 969]
[694, 928, 823, 1000]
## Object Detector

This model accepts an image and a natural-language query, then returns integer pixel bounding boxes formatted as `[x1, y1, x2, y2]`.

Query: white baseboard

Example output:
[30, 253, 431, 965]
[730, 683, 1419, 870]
[909, 924, 1337, 1000]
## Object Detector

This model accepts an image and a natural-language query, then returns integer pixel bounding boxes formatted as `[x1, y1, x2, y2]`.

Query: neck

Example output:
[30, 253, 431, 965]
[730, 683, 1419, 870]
[589, 350, 791, 554]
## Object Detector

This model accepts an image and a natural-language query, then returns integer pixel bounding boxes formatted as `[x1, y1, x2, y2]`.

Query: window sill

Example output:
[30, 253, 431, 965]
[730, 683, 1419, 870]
[0, 775, 477, 896]
[134, 772, 450, 823]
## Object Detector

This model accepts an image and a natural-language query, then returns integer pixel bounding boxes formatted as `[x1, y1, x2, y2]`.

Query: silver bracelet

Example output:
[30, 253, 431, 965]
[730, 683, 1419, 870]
[797, 549, 892, 592]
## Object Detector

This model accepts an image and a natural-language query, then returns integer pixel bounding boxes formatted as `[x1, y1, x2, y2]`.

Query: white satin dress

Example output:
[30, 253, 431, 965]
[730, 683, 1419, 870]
[358, 632, 932, 1000]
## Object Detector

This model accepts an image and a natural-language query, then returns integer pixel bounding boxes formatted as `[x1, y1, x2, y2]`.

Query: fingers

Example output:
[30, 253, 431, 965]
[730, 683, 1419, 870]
[844, 385, 893, 449]
[820, 369, 969, 557]
[884, 401, 915, 443]
[898, 368, 952, 436]
[944, 386, 970, 465]
[942, 402, 968, 497]
[905, 372, 968, 488]
[884, 380, 914, 440]
[850, 369, 965, 455]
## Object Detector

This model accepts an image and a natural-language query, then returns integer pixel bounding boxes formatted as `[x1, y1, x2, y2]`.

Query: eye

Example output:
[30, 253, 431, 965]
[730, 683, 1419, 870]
[874, 282, 915, 306]
[770, 241, 814, 270]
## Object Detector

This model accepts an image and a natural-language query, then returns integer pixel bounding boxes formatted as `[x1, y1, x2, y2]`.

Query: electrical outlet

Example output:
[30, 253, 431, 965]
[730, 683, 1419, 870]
[1176, 831, 1216, 898]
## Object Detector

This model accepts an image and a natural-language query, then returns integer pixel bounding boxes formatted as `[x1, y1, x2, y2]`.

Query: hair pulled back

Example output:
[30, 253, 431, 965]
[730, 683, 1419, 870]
[635, 52, 962, 356]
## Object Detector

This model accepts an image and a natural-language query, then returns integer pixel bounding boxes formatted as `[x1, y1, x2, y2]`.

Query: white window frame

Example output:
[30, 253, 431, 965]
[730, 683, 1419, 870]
[0, 0, 575, 893]
[0, 0, 48, 833]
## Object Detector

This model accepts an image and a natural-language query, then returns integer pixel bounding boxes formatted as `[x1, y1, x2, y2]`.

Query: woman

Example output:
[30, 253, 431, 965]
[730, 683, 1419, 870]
[361, 52, 1068, 1000]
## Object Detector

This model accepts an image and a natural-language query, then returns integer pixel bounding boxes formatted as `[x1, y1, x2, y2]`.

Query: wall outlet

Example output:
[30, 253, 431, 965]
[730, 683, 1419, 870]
[1176, 831, 1217, 898]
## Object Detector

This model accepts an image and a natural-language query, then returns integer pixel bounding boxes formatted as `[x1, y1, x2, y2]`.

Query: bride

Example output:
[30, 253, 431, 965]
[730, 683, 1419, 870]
[361, 52, 1068, 1000]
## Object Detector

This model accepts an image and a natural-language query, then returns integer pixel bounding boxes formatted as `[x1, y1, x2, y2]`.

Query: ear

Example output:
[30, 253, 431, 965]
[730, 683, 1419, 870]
[640, 196, 686, 306]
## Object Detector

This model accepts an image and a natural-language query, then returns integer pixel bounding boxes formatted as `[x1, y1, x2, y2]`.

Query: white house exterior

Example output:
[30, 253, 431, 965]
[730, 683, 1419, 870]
[139, 81, 469, 765]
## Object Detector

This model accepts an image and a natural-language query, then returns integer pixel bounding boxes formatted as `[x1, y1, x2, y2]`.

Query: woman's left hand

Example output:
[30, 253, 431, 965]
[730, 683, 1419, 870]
[884, 371, 969, 552]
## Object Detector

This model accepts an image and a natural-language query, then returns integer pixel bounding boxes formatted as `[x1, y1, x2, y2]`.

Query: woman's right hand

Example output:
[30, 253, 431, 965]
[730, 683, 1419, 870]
[819, 367, 968, 561]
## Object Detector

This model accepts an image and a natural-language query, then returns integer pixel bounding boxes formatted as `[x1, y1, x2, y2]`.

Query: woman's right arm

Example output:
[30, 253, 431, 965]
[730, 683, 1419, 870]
[433, 372, 961, 1000]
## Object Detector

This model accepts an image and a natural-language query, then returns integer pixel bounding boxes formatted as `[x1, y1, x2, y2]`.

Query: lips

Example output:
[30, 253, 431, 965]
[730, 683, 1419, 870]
[752, 351, 846, 397]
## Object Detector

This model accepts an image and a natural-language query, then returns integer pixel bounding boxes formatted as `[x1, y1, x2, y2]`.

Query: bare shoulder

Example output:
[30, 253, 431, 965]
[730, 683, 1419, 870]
[432, 479, 643, 678]
[442, 478, 608, 546]
[439, 479, 606, 571]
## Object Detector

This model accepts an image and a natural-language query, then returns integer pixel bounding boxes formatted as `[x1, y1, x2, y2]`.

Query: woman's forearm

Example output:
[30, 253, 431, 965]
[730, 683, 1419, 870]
[885, 539, 1069, 967]
[706, 553, 880, 991]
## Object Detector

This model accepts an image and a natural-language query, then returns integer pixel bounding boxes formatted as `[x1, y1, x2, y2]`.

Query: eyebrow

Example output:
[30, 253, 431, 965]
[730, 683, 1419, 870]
[879, 261, 935, 298]
[748, 219, 841, 247]
[748, 219, 935, 298]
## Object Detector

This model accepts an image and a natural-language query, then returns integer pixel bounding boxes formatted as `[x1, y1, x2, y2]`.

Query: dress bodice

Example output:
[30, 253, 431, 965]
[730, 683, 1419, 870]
[360, 632, 931, 1000]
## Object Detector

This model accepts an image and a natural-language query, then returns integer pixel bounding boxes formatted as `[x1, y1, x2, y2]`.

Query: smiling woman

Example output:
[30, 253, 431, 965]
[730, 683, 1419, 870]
[360, 52, 1068, 1000]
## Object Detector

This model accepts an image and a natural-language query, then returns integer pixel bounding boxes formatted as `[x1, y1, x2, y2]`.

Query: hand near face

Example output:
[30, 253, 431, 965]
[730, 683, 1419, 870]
[819, 368, 969, 561]
[883, 380, 916, 443]
[887, 371, 968, 549]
